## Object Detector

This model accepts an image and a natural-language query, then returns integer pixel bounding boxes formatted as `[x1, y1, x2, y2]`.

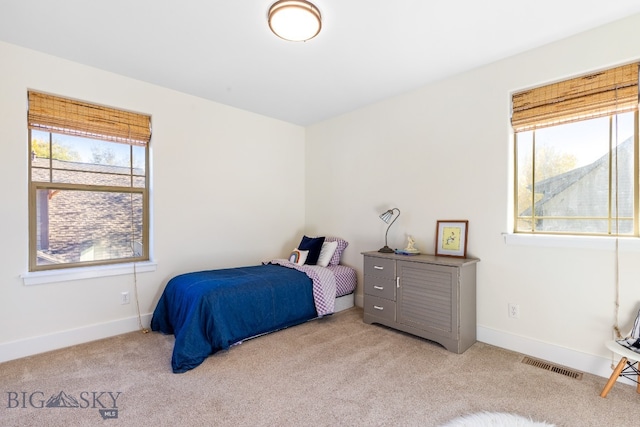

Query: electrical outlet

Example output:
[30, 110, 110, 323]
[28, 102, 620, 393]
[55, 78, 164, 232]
[120, 291, 130, 305]
[508, 303, 520, 319]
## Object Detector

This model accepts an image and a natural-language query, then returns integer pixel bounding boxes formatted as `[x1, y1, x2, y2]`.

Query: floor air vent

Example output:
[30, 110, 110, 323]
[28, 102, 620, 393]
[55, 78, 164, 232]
[521, 356, 583, 380]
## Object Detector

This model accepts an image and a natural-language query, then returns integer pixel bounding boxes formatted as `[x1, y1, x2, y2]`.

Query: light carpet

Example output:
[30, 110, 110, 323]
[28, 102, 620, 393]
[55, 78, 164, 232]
[2, 307, 640, 426]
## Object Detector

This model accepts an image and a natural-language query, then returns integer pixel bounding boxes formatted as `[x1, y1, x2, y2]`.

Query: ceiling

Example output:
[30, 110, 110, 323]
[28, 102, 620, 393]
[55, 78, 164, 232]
[1, 1, 640, 126]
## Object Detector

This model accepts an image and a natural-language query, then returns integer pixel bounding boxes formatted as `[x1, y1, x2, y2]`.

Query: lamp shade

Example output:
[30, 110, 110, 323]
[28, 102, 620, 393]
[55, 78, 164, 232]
[379, 210, 394, 223]
[268, 0, 322, 42]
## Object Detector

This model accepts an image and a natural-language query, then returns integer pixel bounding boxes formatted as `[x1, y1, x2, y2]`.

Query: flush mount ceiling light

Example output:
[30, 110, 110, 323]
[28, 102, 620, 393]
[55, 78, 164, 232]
[268, 0, 322, 42]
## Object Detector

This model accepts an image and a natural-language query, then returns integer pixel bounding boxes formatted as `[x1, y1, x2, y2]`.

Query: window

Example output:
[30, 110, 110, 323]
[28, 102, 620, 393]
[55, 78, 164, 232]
[28, 92, 151, 271]
[511, 64, 639, 236]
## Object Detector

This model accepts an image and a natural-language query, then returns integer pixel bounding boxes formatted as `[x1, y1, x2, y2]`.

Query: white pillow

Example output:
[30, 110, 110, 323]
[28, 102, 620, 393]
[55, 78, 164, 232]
[316, 241, 338, 267]
[288, 249, 309, 265]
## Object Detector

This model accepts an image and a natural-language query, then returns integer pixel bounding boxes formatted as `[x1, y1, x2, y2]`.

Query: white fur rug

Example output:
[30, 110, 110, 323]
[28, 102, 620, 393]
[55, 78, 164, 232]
[440, 412, 555, 427]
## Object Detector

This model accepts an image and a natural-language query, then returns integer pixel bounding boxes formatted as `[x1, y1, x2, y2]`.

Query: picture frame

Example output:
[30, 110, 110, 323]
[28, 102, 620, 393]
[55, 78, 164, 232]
[435, 220, 468, 258]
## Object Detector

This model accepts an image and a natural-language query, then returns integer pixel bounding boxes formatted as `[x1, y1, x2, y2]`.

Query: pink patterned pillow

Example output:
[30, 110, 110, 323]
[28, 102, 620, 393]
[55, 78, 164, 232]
[324, 237, 349, 265]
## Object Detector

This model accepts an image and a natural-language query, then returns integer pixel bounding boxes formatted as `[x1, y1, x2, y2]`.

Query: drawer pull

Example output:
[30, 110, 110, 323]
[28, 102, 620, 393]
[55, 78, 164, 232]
[373, 285, 384, 290]
[373, 305, 384, 311]
[374, 265, 384, 270]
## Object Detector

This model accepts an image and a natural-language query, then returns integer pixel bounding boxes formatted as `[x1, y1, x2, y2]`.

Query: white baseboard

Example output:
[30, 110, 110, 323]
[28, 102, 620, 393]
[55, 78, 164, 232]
[1, 296, 358, 364]
[477, 325, 634, 386]
[353, 295, 626, 384]
[1, 311, 633, 390]
[355, 296, 628, 385]
[0, 313, 153, 364]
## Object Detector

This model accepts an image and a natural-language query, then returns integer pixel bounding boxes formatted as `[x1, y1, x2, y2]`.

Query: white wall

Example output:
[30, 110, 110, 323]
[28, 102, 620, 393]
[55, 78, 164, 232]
[0, 41, 306, 361]
[306, 13, 640, 378]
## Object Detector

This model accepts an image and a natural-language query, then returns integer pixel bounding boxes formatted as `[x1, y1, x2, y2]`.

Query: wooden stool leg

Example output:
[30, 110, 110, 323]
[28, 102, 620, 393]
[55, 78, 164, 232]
[601, 357, 628, 398]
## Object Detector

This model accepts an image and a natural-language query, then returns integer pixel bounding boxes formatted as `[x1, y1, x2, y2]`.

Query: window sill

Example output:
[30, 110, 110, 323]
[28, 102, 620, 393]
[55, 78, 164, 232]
[502, 233, 640, 252]
[21, 261, 157, 286]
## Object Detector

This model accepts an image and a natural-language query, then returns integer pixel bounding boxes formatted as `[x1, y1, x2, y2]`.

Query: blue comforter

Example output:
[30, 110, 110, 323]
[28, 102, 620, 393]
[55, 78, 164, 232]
[151, 264, 317, 373]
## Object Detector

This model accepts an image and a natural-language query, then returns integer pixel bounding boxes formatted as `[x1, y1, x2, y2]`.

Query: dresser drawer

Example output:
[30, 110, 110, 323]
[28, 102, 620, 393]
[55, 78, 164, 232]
[364, 275, 396, 300]
[364, 256, 395, 279]
[364, 295, 396, 322]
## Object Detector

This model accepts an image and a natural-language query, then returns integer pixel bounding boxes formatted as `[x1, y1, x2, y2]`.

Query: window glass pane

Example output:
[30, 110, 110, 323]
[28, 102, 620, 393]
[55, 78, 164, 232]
[132, 145, 146, 175]
[31, 129, 51, 160]
[532, 218, 633, 235]
[133, 176, 146, 188]
[35, 188, 144, 266]
[51, 169, 134, 186]
[615, 111, 635, 144]
[31, 166, 50, 182]
[611, 112, 635, 232]
[515, 112, 635, 235]
[533, 118, 609, 223]
[31, 132, 146, 188]
[515, 131, 533, 232]
[533, 118, 608, 232]
[52, 134, 131, 167]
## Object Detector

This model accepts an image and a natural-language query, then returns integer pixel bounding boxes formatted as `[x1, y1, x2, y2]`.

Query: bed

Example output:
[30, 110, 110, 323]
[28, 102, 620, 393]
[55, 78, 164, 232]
[151, 236, 356, 373]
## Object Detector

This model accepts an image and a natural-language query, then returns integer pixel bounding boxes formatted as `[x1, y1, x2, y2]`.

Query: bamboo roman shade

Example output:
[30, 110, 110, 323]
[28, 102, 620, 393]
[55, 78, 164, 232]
[511, 63, 639, 131]
[27, 91, 151, 146]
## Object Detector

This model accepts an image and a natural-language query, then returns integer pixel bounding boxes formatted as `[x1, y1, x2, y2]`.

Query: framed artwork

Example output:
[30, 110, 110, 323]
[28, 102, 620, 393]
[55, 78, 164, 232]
[435, 220, 468, 258]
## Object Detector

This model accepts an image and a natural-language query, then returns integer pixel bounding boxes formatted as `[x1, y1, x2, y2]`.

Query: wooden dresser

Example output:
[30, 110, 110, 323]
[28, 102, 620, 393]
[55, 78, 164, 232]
[362, 251, 479, 354]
